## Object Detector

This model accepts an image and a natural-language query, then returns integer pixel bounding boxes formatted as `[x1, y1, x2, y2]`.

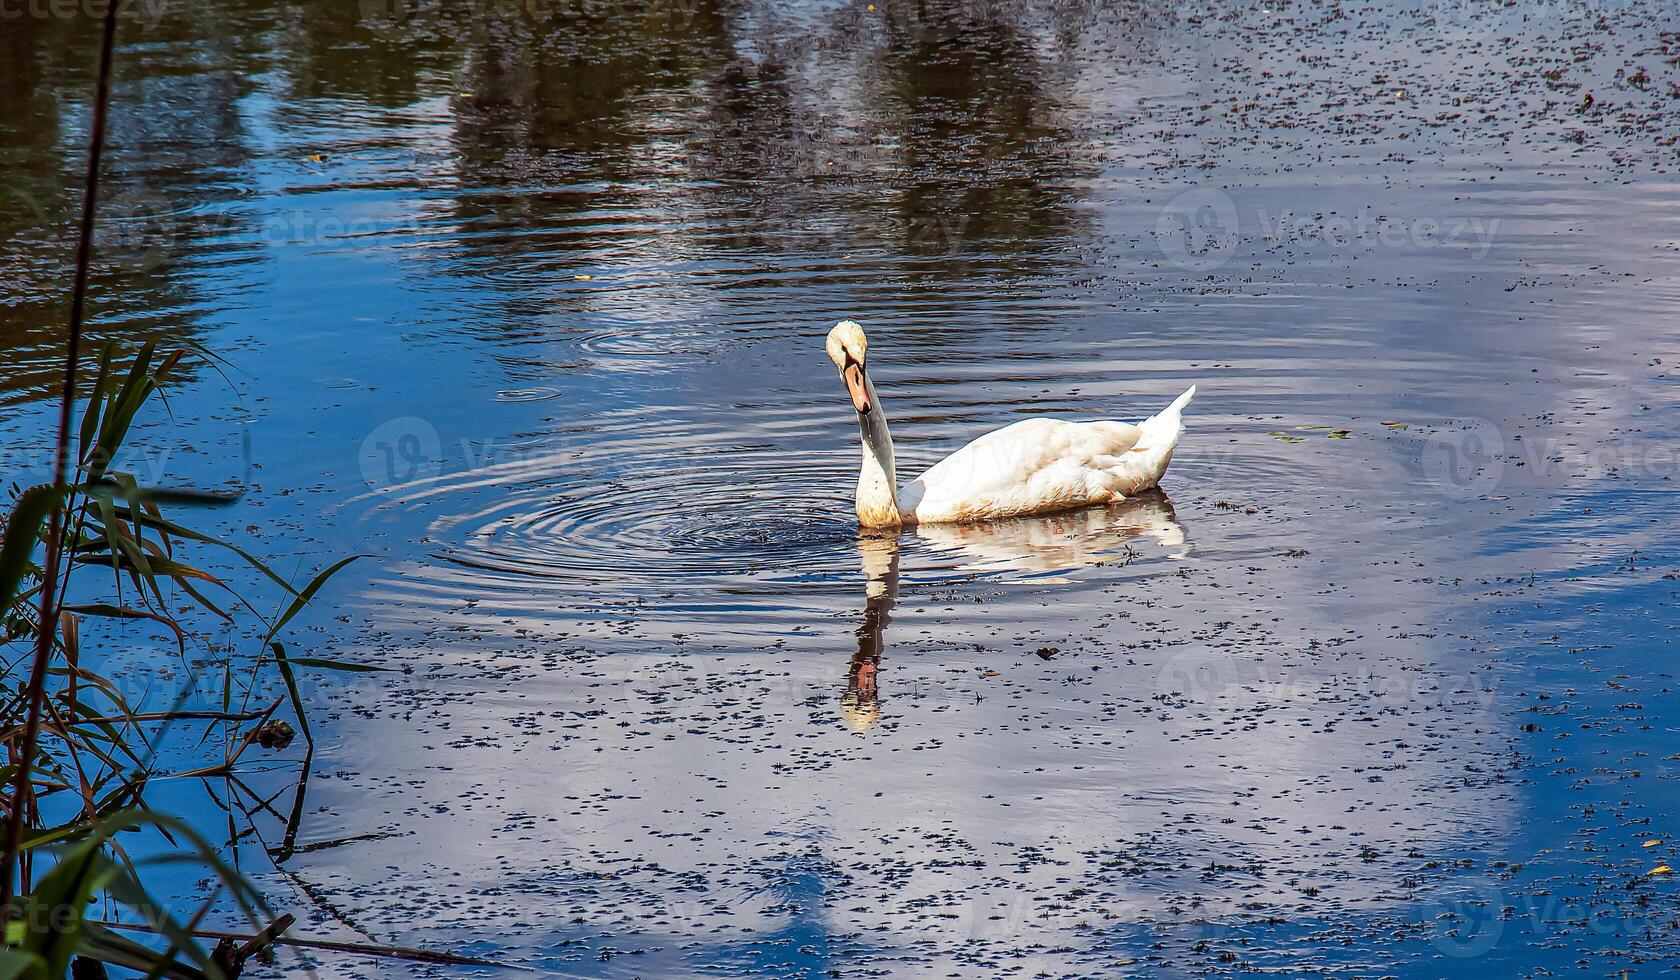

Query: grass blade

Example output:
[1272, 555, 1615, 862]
[0, 484, 67, 618]
[77, 345, 113, 465]
[264, 555, 362, 643]
[268, 643, 311, 746]
[280, 657, 391, 673]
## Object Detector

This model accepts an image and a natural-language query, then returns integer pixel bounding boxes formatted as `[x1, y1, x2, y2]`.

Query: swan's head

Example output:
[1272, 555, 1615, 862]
[826, 320, 871, 415]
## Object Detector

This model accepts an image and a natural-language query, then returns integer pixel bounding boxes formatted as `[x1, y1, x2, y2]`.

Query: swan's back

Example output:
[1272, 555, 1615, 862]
[902, 417, 1140, 522]
[901, 386, 1194, 524]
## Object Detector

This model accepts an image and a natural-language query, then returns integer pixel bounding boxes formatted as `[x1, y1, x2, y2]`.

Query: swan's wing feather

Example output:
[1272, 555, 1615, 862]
[903, 418, 1142, 521]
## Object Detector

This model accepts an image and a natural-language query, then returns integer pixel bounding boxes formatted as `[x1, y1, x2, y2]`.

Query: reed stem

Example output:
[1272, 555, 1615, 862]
[1, 1, 122, 911]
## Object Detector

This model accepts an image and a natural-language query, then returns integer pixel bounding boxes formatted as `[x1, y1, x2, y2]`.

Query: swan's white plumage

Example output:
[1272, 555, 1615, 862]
[827, 320, 1195, 527]
[901, 388, 1193, 523]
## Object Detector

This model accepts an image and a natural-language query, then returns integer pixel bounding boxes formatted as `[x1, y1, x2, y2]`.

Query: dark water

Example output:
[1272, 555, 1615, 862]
[5, 0, 1680, 975]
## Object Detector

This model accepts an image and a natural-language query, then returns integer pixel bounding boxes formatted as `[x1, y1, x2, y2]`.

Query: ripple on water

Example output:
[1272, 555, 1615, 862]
[356, 415, 863, 619]
[492, 386, 565, 402]
[354, 404, 1205, 623]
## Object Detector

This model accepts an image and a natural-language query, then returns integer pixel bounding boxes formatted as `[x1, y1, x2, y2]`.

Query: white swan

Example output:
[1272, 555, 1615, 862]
[825, 320, 1195, 530]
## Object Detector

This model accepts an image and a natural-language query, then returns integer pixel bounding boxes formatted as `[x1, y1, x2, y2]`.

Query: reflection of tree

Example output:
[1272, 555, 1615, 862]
[675, 0, 1103, 272]
[408, 2, 741, 350]
[274, 3, 437, 108]
[870, 0, 1083, 262]
[0, 0, 1136, 402]
[2, 16, 90, 400]
[0, 12, 260, 405]
[445, 2, 733, 178]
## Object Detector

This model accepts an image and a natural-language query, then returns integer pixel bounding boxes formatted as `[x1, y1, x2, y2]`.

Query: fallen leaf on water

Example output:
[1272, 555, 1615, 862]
[1381, 420, 1409, 429]
[306, 153, 326, 163]
[1644, 839, 1662, 847]
[983, 670, 999, 677]
[574, 274, 593, 280]
[1328, 429, 1352, 439]
[1649, 865, 1672, 875]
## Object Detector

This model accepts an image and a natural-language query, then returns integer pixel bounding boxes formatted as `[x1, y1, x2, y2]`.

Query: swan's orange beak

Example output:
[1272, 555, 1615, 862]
[844, 361, 870, 414]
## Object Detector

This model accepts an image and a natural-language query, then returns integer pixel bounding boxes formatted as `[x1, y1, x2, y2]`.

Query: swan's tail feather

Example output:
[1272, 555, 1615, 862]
[1108, 385, 1195, 496]
[1137, 384, 1196, 449]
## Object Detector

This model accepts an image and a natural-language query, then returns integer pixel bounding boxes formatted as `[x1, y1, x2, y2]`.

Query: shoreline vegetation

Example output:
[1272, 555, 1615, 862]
[0, 9, 492, 977]
[0, 334, 363, 978]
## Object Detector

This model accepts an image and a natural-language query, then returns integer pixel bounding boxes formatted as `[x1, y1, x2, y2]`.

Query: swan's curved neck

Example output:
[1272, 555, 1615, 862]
[855, 374, 903, 529]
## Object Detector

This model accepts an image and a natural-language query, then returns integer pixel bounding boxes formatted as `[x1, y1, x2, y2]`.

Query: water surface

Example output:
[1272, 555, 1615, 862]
[4, 0, 1680, 975]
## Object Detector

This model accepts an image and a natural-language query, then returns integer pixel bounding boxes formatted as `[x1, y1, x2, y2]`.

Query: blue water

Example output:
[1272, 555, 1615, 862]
[4, 0, 1680, 975]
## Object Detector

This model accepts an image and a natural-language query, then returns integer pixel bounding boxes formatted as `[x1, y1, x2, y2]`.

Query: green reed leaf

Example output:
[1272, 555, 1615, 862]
[1, 484, 68, 619]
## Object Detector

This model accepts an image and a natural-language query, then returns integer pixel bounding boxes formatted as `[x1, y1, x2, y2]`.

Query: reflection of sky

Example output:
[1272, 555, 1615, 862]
[3, 0, 1680, 976]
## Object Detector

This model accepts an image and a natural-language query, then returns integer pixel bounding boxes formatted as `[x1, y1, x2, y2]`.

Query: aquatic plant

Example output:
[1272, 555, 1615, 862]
[0, 341, 363, 978]
[0, 6, 360, 976]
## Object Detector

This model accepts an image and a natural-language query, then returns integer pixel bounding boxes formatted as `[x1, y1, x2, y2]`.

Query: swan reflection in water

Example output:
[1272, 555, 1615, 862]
[841, 490, 1186, 732]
